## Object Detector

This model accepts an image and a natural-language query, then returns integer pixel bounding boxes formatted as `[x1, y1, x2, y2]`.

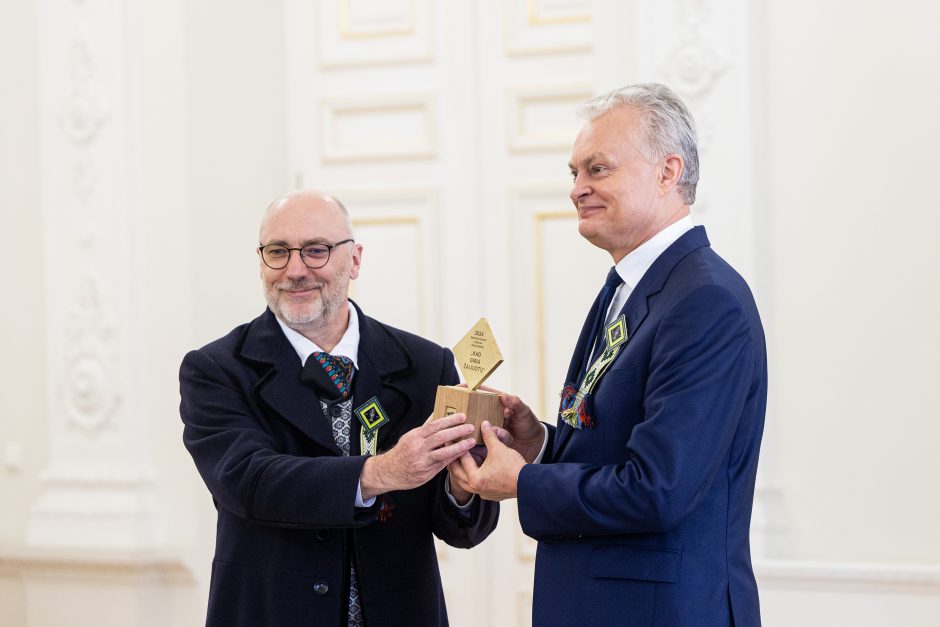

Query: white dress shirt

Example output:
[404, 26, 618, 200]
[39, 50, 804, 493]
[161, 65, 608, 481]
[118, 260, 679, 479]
[604, 216, 695, 328]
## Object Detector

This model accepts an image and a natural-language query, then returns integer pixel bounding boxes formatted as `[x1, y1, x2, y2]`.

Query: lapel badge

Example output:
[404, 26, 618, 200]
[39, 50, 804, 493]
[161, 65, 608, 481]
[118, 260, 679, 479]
[605, 314, 628, 350]
[354, 396, 390, 434]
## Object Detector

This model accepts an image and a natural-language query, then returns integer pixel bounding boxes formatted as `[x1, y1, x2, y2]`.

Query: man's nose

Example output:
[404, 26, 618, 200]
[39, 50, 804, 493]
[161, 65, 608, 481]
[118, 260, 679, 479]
[285, 250, 311, 277]
[570, 174, 591, 202]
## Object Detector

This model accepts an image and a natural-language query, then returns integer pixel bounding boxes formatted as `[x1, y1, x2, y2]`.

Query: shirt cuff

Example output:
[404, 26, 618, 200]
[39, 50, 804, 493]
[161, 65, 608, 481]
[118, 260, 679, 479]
[444, 474, 475, 510]
[356, 480, 376, 508]
[531, 423, 550, 464]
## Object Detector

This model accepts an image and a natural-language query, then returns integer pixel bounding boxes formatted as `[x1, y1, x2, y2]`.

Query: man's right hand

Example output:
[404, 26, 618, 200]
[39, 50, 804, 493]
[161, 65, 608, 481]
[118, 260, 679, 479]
[360, 413, 477, 500]
[478, 387, 545, 464]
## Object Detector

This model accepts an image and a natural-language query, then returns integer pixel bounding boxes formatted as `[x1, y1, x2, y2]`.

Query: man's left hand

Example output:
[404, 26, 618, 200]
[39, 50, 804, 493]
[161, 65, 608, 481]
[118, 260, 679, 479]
[449, 421, 526, 501]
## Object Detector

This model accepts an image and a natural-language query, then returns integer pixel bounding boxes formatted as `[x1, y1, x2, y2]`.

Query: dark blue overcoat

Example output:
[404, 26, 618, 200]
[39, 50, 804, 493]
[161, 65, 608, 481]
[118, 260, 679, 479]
[180, 303, 498, 627]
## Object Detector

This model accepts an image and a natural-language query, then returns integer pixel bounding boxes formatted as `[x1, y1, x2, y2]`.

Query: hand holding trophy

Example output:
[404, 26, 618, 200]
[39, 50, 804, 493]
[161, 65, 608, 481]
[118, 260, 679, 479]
[431, 318, 504, 445]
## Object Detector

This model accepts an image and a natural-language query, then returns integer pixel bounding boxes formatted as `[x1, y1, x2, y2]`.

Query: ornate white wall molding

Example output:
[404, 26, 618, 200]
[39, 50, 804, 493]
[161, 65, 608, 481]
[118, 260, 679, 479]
[62, 273, 120, 433]
[30, 0, 164, 551]
[503, 0, 593, 55]
[316, 0, 434, 68]
[633, 0, 757, 268]
[507, 83, 594, 152]
[319, 94, 437, 162]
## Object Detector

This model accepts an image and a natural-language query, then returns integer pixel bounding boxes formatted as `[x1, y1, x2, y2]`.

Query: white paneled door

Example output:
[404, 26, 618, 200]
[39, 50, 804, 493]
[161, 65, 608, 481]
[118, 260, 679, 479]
[285, 2, 603, 624]
[286, 0, 761, 624]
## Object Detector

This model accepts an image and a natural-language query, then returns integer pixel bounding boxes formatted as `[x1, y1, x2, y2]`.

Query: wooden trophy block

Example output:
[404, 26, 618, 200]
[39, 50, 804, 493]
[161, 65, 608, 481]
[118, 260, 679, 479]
[432, 385, 504, 445]
[431, 318, 505, 446]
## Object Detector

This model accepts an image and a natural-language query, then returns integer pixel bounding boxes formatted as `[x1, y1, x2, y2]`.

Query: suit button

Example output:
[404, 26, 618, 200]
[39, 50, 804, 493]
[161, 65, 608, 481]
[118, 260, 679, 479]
[330, 405, 343, 417]
[313, 582, 329, 595]
[315, 529, 330, 541]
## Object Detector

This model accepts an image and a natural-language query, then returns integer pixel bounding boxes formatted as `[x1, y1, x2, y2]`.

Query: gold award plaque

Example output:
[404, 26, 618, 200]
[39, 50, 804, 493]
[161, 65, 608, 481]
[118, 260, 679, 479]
[432, 318, 504, 444]
[453, 318, 503, 391]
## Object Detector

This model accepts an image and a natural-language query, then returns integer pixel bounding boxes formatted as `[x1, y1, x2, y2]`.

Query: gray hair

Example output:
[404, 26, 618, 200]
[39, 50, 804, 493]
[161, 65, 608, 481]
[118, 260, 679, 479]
[578, 83, 699, 205]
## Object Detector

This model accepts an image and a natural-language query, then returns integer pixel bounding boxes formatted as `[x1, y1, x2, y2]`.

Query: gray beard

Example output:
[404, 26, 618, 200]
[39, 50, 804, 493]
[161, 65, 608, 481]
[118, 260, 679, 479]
[265, 280, 345, 333]
[274, 296, 333, 328]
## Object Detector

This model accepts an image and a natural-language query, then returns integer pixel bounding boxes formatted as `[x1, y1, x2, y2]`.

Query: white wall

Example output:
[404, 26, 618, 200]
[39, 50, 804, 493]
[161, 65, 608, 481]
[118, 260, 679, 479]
[0, 0, 286, 624]
[0, 1, 42, 622]
[764, 0, 940, 564]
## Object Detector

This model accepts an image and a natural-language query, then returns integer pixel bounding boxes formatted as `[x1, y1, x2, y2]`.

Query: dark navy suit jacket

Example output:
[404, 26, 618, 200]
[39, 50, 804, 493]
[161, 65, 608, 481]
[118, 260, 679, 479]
[518, 227, 766, 626]
[180, 303, 498, 626]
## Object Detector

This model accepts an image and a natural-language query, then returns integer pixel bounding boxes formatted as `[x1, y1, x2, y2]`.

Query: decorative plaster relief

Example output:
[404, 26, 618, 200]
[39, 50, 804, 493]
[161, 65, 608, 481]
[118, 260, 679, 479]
[660, 0, 727, 100]
[60, 41, 109, 146]
[60, 39, 110, 202]
[62, 274, 120, 433]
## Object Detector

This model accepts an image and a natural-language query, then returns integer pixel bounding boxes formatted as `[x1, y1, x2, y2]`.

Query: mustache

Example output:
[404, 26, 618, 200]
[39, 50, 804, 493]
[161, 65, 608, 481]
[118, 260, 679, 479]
[274, 279, 322, 291]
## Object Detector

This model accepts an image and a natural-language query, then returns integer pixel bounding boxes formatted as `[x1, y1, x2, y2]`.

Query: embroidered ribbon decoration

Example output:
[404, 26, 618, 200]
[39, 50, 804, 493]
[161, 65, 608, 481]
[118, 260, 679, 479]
[354, 396, 390, 457]
[560, 315, 629, 430]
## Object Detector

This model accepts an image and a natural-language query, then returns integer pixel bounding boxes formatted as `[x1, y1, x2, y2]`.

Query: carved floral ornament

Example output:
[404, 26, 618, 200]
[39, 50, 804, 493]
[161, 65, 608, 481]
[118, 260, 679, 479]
[62, 274, 120, 432]
[59, 39, 109, 201]
[660, 0, 727, 99]
[60, 40, 109, 146]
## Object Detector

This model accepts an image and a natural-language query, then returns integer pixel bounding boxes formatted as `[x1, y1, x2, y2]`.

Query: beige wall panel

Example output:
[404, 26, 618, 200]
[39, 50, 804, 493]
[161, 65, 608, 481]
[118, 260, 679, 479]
[507, 84, 593, 152]
[509, 187, 610, 421]
[340, 190, 440, 340]
[317, 0, 433, 67]
[503, 0, 592, 55]
[350, 218, 424, 334]
[320, 96, 437, 162]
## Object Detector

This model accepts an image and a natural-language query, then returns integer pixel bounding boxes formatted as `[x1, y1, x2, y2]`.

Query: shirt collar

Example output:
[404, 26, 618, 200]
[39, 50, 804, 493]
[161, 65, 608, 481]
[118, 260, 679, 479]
[615, 216, 694, 290]
[275, 301, 360, 369]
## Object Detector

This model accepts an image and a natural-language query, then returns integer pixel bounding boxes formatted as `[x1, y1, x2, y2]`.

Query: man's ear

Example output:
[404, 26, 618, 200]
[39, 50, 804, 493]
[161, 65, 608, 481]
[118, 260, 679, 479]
[659, 154, 684, 194]
[349, 244, 363, 280]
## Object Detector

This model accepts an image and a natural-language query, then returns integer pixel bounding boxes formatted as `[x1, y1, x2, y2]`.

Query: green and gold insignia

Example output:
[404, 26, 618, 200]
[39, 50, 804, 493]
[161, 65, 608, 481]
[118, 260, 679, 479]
[605, 315, 628, 350]
[354, 397, 389, 434]
[560, 316, 631, 431]
[355, 396, 390, 456]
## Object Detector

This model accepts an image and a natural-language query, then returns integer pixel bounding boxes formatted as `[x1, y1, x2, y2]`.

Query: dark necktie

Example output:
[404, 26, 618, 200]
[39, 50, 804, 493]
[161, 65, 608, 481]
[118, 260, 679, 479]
[582, 267, 623, 375]
[302, 352, 354, 401]
[300, 351, 362, 627]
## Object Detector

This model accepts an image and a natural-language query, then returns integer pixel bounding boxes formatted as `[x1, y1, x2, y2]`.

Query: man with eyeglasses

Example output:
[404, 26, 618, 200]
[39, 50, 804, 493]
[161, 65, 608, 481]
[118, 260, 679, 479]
[179, 190, 499, 627]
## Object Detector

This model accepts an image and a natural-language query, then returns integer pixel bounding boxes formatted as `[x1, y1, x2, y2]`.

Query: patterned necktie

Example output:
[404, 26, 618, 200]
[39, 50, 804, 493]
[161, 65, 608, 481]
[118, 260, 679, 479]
[582, 267, 624, 374]
[301, 352, 363, 627]
[302, 352, 354, 401]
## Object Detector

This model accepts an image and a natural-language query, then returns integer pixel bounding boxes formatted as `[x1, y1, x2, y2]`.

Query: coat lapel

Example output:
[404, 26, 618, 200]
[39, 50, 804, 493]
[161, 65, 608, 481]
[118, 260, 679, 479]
[241, 309, 342, 455]
[350, 302, 414, 454]
[552, 226, 712, 459]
